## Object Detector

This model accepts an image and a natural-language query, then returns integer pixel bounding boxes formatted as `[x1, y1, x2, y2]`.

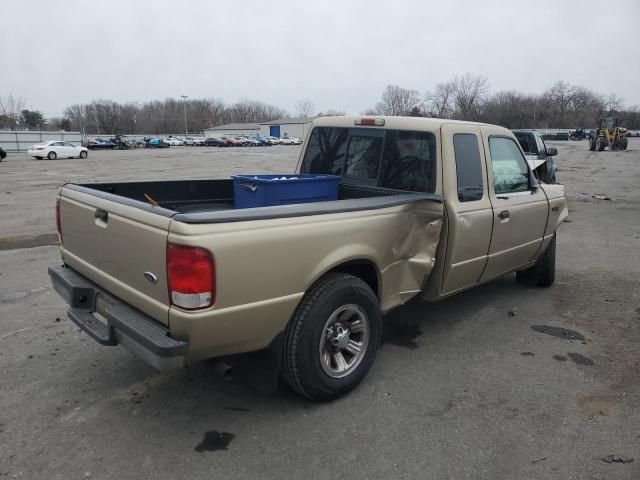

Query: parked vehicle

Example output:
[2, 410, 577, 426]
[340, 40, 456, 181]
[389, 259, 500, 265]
[290, 137, 303, 145]
[512, 130, 558, 183]
[28, 140, 88, 160]
[225, 137, 245, 147]
[49, 116, 567, 401]
[86, 139, 116, 150]
[280, 137, 295, 145]
[255, 135, 270, 146]
[625, 130, 640, 137]
[144, 137, 170, 148]
[192, 137, 205, 146]
[568, 128, 587, 141]
[164, 137, 184, 146]
[0, 147, 6, 161]
[265, 136, 282, 145]
[204, 137, 226, 147]
[541, 131, 570, 141]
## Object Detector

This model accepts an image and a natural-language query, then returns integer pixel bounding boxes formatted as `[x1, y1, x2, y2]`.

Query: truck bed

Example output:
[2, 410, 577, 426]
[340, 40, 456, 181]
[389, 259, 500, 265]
[64, 179, 443, 223]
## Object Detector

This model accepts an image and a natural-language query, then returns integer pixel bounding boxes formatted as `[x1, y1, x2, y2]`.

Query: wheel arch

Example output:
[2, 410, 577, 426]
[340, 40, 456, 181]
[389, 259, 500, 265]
[306, 257, 381, 300]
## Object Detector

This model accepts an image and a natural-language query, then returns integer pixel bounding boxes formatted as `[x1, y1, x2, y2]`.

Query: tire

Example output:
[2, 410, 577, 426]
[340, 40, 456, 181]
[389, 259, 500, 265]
[569, 135, 576, 141]
[47, 151, 57, 160]
[589, 139, 596, 151]
[79, 151, 87, 159]
[620, 137, 628, 150]
[516, 234, 556, 287]
[596, 137, 606, 151]
[282, 273, 382, 401]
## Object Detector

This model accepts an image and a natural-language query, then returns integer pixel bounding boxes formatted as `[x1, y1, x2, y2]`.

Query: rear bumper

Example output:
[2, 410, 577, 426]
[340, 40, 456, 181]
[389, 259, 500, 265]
[48, 264, 187, 371]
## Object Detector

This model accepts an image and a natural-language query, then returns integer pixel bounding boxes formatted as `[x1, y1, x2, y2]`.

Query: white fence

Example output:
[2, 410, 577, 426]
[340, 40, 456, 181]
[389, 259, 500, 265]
[0, 131, 84, 152]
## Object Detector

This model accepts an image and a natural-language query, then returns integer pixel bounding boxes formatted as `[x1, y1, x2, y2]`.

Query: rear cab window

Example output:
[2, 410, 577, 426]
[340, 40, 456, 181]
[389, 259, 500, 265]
[453, 133, 483, 202]
[301, 127, 437, 193]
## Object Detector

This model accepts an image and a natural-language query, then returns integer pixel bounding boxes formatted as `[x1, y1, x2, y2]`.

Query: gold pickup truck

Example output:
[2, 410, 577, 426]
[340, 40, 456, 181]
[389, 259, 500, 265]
[49, 116, 567, 401]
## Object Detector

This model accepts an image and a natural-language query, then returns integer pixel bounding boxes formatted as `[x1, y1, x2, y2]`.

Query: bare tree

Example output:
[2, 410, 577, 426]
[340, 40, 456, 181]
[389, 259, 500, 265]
[425, 82, 454, 118]
[0, 94, 26, 130]
[294, 99, 315, 118]
[450, 73, 488, 120]
[316, 109, 347, 117]
[374, 85, 421, 116]
[603, 93, 623, 116]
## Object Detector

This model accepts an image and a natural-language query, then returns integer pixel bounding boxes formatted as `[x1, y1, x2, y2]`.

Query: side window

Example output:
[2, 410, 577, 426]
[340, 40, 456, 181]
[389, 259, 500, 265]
[300, 127, 349, 175]
[379, 130, 436, 192]
[489, 137, 530, 194]
[453, 133, 483, 202]
[343, 134, 383, 181]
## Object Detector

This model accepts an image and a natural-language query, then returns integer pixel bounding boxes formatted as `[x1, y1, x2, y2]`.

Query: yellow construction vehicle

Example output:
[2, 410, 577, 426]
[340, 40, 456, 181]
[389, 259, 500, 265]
[589, 117, 628, 151]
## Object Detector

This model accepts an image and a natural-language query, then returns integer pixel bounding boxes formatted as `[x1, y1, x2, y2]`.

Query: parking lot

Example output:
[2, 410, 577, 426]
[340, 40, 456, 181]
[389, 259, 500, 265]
[1, 141, 639, 479]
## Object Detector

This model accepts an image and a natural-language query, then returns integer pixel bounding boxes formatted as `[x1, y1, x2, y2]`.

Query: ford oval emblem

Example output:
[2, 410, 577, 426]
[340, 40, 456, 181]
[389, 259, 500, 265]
[143, 272, 158, 284]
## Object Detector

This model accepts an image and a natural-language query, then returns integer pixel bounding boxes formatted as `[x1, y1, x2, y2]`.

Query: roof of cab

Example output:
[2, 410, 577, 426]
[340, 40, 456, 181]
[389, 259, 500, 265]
[310, 115, 501, 131]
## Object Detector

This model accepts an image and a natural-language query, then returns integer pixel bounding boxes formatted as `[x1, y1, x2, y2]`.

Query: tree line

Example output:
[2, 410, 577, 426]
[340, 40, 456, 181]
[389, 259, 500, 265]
[2, 75, 639, 133]
[368, 75, 640, 129]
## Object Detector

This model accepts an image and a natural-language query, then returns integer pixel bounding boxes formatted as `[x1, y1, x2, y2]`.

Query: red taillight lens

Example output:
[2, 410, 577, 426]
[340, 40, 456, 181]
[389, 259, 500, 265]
[55, 198, 62, 244]
[167, 243, 215, 309]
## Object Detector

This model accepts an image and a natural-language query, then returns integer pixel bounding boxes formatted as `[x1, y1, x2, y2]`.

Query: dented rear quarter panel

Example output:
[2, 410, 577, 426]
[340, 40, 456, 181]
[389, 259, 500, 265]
[167, 199, 443, 361]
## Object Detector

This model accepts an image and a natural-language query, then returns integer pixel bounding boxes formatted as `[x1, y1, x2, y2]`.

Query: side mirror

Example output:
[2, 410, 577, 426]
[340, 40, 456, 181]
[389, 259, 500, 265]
[547, 147, 558, 157]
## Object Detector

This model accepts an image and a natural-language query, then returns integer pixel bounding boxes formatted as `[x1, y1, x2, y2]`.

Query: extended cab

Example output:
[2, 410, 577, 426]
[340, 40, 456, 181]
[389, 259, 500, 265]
[49, 117, 567, 401]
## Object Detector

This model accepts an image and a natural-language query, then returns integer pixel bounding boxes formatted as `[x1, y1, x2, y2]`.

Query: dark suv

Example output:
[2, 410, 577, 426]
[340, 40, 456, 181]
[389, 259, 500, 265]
[512, 130, 558, 184]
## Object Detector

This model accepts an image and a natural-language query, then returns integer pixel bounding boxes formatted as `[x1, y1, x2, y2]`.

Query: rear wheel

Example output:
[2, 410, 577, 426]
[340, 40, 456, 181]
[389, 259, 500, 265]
[47, 151, 57, 160]
[79, 150, 88, 159]
[282, 273, 382, 401]
[596, 137, 606, 151]
[589, 138, 596, 151]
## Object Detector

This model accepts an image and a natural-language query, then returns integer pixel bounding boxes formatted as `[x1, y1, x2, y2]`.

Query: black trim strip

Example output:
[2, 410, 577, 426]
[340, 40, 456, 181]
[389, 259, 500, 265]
[173, 193, 444, 224]
[64, 183, 176, 217]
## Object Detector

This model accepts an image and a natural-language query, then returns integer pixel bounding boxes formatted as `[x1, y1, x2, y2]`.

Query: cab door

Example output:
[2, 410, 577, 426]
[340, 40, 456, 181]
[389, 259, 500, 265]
[480, 128, 549, 281]
[440, 124, 494, 293]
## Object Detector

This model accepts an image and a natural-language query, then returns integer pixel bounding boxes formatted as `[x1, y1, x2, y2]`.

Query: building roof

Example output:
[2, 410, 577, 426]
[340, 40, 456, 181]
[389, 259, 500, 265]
[258, 117, 315, 125]
[204, 123, 260, 131]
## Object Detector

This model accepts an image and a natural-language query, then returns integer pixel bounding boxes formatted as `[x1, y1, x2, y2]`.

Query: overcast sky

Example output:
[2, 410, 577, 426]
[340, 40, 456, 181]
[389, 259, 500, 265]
[3, 0, 639, 118]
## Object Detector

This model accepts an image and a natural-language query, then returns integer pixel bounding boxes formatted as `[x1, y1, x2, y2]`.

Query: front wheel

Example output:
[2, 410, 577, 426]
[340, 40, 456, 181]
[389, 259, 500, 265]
[282, 273, 382, 401]
[516, 233, 556, 287]
[47, 151, 57, 160]
[620, 137, 628, 150]
[79, 150, 88, 159]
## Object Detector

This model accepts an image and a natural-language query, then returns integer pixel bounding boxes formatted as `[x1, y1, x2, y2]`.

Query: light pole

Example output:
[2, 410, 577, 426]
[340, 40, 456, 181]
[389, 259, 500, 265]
[180, 95, 188, 136]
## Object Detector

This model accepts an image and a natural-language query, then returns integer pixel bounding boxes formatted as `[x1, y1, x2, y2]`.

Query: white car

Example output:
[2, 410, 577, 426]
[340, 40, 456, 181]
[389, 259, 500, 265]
[290, 137, 303, 145]
[280, 137, 295, 145]
[27, 141, 88, 160]
[164, 137, 184, 146]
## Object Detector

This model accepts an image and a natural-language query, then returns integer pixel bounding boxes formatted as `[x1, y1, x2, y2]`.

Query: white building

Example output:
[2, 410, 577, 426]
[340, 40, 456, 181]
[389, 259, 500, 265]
[203, 123, 260, 138]
[258, 117, 314, 139]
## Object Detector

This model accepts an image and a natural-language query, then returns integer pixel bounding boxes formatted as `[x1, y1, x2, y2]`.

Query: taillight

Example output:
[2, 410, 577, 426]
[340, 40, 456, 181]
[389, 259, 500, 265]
[167, 243, 215, 310]
[55, 198, 62, 244]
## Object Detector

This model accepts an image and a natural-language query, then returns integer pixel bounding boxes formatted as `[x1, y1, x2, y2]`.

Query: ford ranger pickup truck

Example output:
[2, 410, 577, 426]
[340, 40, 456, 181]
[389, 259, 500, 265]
[49, 116, 568, 401]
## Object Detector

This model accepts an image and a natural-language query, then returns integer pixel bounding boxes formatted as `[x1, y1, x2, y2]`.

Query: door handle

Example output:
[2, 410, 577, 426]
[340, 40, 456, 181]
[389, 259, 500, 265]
[498, 210, 510, 220]
[94, 210, 108, 222]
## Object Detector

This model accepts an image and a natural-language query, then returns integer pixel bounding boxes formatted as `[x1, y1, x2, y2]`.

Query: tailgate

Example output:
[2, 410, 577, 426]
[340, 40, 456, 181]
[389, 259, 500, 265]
[59, 187, 172, 326]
